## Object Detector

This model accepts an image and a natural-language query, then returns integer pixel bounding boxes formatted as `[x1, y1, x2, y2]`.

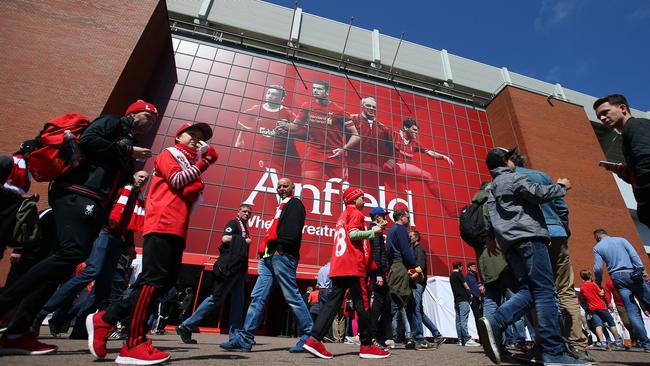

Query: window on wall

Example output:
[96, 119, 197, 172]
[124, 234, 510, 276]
[144, 37, 493, 276]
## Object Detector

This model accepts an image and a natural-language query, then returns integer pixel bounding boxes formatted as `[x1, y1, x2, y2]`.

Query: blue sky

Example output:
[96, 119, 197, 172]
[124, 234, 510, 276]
[266, 0, 650, 112]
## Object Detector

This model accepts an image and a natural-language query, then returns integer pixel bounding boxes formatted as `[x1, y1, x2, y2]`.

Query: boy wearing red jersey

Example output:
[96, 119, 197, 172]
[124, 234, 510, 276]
[86, 122, 218, 365]
[579, 270, 626, 350]
[303, 187, 390, 359]
[290, 81, 359, 183]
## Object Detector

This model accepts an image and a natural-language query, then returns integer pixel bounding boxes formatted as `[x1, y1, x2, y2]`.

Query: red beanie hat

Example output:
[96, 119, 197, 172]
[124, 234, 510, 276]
[343, 186, 364, 204]
[125, 100, 158, 119]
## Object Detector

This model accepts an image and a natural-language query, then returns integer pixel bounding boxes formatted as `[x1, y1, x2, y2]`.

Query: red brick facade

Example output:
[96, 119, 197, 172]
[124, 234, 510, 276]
[485, 86, 650, 282]
[0, 0, 170, 284]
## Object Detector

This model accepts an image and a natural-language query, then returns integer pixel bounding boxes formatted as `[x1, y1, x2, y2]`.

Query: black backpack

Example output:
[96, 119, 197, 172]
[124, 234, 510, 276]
[459, 197, 488, 249]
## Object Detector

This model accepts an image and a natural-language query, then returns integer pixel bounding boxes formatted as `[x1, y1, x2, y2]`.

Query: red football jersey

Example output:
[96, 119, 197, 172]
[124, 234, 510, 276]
[347, 113, 393, 166]
[143, 149, 197, 239]
[296, 100, 351, 163]
[239, 104, 297, 157]
[330, 205, 367, 278]
[393, 130, 423, 163]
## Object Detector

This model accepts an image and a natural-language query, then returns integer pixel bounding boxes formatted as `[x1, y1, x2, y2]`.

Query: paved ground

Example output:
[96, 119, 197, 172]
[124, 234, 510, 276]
[1, 329, 648, 366]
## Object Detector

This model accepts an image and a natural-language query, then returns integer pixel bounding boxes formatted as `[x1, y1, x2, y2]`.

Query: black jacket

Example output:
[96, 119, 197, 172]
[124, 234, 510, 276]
[369, 222, 389, 278]
[266, 197, 306, 258]
[413, 243, 427, 278]
[622, 117, 650, 190]
[55, 115, 134, 205]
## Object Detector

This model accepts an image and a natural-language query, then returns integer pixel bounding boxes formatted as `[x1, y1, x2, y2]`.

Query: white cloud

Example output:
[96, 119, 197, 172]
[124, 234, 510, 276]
[534, 0, 580, 31]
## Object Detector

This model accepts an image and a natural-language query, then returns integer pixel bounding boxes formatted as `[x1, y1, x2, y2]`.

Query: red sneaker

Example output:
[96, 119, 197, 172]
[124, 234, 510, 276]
[86, 310, 115, 359]
[359, 344, 391, 359]
[303, 337, 333, 359]
[0, 332, 57, 355]
[115, 339, 171, 365]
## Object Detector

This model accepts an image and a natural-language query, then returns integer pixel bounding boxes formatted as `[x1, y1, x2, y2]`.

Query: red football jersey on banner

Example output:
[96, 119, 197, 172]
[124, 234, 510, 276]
[296, 100, 351, 163]
[393, 130, 423, 163]
[240, 104, 297, 157]
[329, 205, 367, 278]
[347, 114, 393, 166]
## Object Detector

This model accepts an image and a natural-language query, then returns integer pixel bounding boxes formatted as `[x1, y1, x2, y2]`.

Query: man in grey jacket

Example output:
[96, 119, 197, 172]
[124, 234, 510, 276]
[476, 147, 589, 366]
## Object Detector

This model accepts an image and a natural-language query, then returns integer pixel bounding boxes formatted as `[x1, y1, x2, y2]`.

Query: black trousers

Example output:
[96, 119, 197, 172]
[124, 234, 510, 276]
[103, 233, 184, 348]
[370, 280, 391, 342]
[310, 276, 374, 346]
[0, 190, 106, 334]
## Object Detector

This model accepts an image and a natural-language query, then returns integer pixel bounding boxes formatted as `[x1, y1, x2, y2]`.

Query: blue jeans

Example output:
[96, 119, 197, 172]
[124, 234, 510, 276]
[611, 271, 650, 349]
[391, 298, 411, 340]
[410, 282, 442, 341]
[484, 283, 526, 346]
[41, 230, 124, 326]
[454, 301, 471, 343]
[492, 240, 564, 356]
[182, 271, 245, 340]
[235, 255, 312, 348]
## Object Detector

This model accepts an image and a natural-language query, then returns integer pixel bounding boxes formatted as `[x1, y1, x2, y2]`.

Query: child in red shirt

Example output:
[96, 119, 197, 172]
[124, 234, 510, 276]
[87, 122, 218, 365]
[579, 269, 626, 350]
[303, 186, 389, 359]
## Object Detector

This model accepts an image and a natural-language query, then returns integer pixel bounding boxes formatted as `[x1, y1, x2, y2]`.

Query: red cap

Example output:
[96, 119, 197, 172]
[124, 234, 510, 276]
[175, 122, 213, 141]
[343, 186, 364, 204]
[125, 100, 158, 119]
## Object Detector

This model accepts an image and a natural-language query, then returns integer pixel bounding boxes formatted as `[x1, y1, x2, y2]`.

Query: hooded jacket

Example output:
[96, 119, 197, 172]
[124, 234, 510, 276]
[486, 167, 566, 253]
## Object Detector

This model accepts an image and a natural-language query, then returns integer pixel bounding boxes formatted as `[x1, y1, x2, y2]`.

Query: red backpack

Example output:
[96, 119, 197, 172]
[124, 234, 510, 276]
[26, 113, 91, 182]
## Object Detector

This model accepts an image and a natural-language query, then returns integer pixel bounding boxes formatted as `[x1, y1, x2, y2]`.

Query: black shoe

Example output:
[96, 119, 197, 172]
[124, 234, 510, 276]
[176, 324, 197, 344]
[405, 340, 416, 349]
[477, 317, 501, 364]
[566, 348, 597, 363]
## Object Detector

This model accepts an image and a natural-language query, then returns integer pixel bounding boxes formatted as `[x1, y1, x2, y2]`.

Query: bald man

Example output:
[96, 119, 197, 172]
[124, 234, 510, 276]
[222, 177, 312, 353]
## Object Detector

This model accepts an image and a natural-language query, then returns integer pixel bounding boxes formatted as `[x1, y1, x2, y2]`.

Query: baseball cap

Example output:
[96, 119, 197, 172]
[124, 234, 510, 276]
[370, 207, 387, 216]
[125, 100, 158, 119]
[485, 146, 517, 170]
[175, 122, 213, 141]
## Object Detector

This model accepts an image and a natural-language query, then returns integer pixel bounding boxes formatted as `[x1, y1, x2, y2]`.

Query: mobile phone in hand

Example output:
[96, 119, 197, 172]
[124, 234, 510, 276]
[598, 160, 619, 169]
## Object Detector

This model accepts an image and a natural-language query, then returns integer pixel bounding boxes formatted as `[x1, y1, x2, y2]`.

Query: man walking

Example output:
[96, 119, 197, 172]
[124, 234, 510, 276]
[514, 154, 590, 360]
[176, 204, 252, 344]
[592, 229, 650, 352]
[409, 230, 446, 349]
[477, 147, 588, 365]
[0, 100, 156, 355]
[221, 177, 312, 353]
[450, 262, 479, 347]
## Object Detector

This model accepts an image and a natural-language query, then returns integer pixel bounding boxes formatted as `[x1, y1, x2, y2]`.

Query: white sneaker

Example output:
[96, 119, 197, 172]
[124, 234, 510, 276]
[464, 339, 481, 347]
[384, 339, 396, 349]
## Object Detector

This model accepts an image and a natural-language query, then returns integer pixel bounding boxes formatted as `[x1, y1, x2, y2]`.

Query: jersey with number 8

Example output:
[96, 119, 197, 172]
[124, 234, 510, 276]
[329, 205, 367, 278]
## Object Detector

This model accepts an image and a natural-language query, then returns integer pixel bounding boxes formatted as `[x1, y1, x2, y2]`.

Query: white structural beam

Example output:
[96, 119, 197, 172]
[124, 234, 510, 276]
[289, 7, 303, 45]
[371, 29, 381, 68]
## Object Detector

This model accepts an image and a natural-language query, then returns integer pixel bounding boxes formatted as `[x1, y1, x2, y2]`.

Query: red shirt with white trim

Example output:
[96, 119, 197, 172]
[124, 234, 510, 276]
[347, 114, 393, 166]
[296, 100, 351, 164]
[330, 205, 367, 278]
[240, 104, 297, 157]
[393, 130, 423, 163]
[143, 149, 200, 239]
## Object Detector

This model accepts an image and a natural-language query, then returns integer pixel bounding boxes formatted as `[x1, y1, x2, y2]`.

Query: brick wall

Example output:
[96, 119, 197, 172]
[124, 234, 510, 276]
[485, 86, 650, 282]
[0, 0, 171, 285]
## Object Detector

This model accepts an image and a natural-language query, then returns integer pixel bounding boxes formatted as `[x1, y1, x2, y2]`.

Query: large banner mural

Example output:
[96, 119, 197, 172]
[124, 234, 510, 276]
[145, 38, 494, 277]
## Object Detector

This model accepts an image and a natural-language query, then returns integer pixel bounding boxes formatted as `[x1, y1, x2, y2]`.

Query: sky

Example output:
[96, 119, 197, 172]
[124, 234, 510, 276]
[265, 0, 650, 112]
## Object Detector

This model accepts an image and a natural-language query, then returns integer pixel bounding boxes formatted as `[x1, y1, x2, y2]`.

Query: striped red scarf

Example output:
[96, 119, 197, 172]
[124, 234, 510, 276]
[107, 184, 145, 235]
[257, 196, 292, 256]
[5, 155, 30, 194]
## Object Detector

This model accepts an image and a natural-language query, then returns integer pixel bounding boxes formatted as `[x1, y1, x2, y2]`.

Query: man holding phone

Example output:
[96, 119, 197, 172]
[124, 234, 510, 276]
[594, 94, 650, 228]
